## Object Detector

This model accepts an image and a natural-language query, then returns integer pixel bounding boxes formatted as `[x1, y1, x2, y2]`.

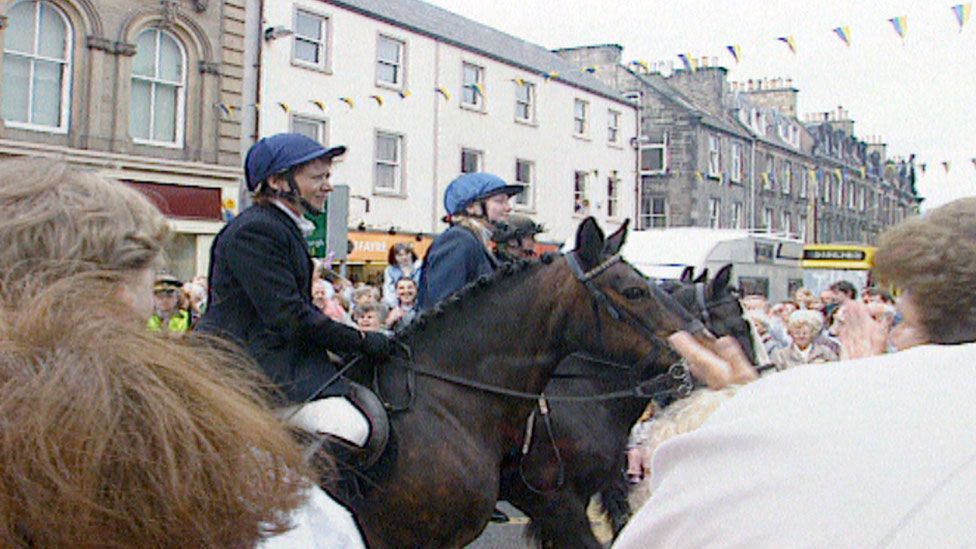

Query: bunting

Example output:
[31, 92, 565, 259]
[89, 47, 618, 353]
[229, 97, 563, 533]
[436, 86, 451, 100]
[630, 59, 651, 72]
[920, 163, 928, 174]
[513, 77, 526, 86]
[694, 171, 704, 183]
[889, 16, 907, 40]
[543, 71, 560, 82]
[833, 26, 852, 47]
[942, 161, 951, 173]
[276, 102, 290, 113]
[677, 53, 697, 72]
[369, 95, 384, 106]
[398, 89, 412, 98]
[472, 82, 486, 97]
[583, 65, 599, 74]
[725, 45, 741, 64]
[339, 97, 355, 108]
[310, 99, 326, 111]
[971, 158, 976, 169]
[777, 36, 797, 54]
[858, 166, 866, 178]
[952, 3, 972, 32]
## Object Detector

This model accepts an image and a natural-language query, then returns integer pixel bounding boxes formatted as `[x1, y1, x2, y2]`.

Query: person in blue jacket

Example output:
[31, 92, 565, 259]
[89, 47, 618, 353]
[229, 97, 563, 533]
[198, 133, 393, 448]
[417, 172, 524, 310]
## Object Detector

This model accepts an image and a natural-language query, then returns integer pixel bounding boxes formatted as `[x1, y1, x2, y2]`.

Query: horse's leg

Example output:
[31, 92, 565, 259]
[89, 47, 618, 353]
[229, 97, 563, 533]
[599, 471, 633, 538]
[524, 492, 602, 549]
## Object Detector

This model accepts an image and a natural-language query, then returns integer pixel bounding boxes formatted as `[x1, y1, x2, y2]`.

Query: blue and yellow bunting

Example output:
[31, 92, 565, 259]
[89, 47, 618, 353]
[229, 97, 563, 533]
[833, 26, 852, 47]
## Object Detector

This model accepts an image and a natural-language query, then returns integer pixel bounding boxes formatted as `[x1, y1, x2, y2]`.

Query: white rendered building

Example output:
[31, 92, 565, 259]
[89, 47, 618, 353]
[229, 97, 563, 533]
[244, 0, 637, 262]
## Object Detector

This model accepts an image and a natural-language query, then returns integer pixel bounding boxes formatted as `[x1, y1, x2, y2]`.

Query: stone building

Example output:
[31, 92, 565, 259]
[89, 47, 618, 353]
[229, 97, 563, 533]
[555, 44, 921, 244]
[0, 0, 245, 278]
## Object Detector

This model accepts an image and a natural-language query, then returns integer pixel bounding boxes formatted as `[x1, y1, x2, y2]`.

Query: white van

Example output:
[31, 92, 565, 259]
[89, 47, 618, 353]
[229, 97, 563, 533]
[620, 228, 804, 303]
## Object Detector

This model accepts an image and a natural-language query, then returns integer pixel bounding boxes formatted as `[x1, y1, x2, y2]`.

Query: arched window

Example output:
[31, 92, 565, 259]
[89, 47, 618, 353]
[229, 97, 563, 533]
[2, 0, 72, 131]
[130, 28, 185, 146]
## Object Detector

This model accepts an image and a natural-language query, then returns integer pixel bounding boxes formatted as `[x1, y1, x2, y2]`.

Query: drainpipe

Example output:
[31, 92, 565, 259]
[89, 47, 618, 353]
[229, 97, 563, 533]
[748, 136, 757, 229]
[238, 0, 263, 212]
[633, 91, 642, 226]
[430, 41, 441, 233]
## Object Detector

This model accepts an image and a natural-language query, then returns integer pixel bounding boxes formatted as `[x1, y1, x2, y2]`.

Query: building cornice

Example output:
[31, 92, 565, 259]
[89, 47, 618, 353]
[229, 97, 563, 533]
[199, 61, 222, 75]
[0, 139, 241, 185]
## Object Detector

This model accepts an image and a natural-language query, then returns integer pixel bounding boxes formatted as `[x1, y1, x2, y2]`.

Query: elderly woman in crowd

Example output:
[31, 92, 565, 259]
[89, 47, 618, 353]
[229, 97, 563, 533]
[770, 309, 838, 370]
[0, 159, 362, 547]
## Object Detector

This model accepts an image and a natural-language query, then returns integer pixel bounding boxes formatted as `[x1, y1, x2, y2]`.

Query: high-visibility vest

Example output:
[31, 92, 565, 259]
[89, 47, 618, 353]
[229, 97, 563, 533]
[147, 310, 191, 333]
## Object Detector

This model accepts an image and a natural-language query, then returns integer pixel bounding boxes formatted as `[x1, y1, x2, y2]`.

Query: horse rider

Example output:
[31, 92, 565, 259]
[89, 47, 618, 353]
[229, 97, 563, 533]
[417, 172, 524, 310]
[198, 133, 394, 448]
[492, 213, 544, 262]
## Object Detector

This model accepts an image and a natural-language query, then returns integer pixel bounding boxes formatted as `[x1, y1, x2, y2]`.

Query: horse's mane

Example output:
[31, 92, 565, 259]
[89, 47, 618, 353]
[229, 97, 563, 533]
[396, 253, 560, 341]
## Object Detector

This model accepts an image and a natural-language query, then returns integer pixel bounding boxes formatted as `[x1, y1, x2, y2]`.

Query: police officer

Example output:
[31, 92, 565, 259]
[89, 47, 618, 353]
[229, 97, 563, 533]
[198, 133, 392, 447]
[417, 172, 523, 310]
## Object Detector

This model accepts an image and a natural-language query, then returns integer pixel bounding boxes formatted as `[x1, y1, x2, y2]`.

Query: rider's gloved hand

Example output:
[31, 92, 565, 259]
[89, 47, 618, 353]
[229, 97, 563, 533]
[360, 331, 394, 359]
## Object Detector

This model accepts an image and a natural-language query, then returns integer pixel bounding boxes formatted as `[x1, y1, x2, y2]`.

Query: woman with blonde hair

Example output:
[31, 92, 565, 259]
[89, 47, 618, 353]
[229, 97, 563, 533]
[0, 158, 361, 547]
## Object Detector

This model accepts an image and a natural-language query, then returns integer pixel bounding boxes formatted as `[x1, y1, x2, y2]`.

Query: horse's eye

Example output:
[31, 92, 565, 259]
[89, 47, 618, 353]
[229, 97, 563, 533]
[622, 287, 647, 300]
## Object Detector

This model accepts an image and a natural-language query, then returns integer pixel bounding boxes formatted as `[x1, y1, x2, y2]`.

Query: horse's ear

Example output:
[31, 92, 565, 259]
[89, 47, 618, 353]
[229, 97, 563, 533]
[712, 264, 733, 294]
[694, 268, 709, 284]
[574, 217, 605, 269]
[680, 266, 695, 283]
[602, 219, 629, 256]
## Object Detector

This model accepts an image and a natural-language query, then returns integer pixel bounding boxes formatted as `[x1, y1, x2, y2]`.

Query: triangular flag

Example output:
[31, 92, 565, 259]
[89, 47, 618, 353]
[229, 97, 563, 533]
[725, 45, 741, 64]
[217, 102, 231, 116]
[472, 82, 486, 97]
[339, 97, 355, 109]
[369, 95, 384, 106]
[435, 86, 451, 100]
[952, 4, 972, 32]
[513, 77, 525, 86]
[889, 16, 907, 40]
[677, 53, 696, 72]
[310, 99, 326, 111]
[834, 168, 843, 181]
[920, 163, 928, 174]
[833, 26, 852, 47]
[694, 171, 704, 183]
[761, 172, 770, 185]
[943, 161, 951, 173]
[859, 166, 866, 178]
[583, 65, 598, 74]
[398, 89, 412, 98]
[777, 36, 797, 54]
[632, 59, 650, 72]
[543, 71, 559, 82]
[971, 157, 976, 169]
[276, 102, 290, 113]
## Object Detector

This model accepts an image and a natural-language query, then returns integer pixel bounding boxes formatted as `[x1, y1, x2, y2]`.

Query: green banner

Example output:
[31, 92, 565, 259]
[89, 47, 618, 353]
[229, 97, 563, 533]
[305, 211, 328, 258]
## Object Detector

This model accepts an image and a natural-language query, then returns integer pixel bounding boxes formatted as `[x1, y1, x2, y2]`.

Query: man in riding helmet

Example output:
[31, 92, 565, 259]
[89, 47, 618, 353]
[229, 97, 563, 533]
[417, 172, 523, 310]
[492, 213, 544, 262]
[197, 133, 393, 448]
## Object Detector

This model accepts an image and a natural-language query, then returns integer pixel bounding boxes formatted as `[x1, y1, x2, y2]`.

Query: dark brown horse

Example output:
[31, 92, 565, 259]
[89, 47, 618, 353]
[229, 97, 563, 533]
[499, 264, 755, 548]
[330, 218, 704, 548]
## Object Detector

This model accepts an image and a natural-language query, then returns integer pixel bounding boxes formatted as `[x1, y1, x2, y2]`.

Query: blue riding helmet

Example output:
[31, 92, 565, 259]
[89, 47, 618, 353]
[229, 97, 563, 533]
[244, 133, 347, 191]
[443, 172, 524, 216]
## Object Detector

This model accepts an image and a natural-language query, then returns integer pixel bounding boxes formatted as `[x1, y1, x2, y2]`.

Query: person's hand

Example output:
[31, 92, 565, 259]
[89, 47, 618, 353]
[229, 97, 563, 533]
[360, 331, 394, 359]
[386, 307, 405, 328]
[836, 300, 888, 359]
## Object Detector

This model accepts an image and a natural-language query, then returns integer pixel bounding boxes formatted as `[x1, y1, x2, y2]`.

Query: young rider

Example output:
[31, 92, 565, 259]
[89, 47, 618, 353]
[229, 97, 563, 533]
[417, 172, 523, 310]
[198, 133, 393, 448]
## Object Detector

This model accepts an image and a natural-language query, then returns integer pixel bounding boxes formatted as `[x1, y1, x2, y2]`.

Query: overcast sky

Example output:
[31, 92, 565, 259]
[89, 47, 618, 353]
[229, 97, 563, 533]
[425, 0, 976, 209]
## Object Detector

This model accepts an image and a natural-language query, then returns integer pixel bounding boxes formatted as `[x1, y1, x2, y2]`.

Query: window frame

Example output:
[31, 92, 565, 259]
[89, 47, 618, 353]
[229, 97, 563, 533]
[639, 132, 668, 176]
[460, 147, 483, 174]
[514, 158, 535, 210]
[130, 27, 187, 148]
[708, 197, 721, 228]
[782, 161, 792, 195]
[731, 201, 744, 229]
[573, 170, 590, 216]
[607, 109, 621, 145]
[641, 195, 668, 229]
[514, 80, 535, 124]
[461, 61, 485, 110]
[730, 141, 743, 183]
[373, 130, 404, 195]
[289, 113, 328, 144]
[606, 171, 620, 219]
[375, 33, 405, 90]
[292, 7, 331, 72]
[2, 0, 73, 134]
[763, 207, 774, 231]
[707, 134, 721, 178]
[573, 98, 589, 137]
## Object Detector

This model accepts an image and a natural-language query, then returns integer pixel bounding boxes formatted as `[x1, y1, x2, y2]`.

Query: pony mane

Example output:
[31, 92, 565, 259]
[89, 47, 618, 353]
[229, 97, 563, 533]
[396, 253, 560, 341]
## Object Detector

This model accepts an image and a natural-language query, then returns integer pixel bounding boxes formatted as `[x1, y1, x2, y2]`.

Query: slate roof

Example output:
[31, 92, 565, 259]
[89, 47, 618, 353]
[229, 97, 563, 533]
[322, 0, 630, 104]
[631, 70, 752, 139]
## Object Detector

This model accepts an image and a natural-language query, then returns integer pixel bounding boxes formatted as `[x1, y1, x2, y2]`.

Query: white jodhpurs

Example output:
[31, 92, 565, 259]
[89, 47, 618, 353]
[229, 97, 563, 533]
[279, 396, 370, 447]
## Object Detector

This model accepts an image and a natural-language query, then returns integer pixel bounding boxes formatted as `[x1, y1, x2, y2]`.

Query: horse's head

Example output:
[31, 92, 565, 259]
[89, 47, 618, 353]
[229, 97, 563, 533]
[560, 217, 700, 366]
[691, 265, 758, 366]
